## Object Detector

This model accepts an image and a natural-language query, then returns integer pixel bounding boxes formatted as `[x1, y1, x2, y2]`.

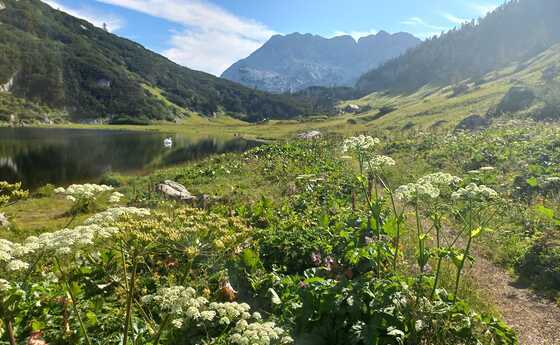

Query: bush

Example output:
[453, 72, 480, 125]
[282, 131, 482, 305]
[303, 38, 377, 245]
[517, 233, 560, 290]
[33, 184, 55, 198]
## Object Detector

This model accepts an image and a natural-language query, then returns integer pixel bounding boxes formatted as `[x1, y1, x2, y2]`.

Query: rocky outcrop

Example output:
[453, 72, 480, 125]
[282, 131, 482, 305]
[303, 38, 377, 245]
[222, 31, 421, 93]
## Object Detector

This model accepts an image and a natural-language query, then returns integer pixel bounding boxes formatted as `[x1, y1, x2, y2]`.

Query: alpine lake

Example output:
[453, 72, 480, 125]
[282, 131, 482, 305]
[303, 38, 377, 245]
[0, 127, 260, 189]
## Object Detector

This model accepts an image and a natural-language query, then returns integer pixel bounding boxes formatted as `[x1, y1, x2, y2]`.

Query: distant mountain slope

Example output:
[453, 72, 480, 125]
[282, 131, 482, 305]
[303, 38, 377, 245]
[221, 31, 420, 93]
[356, 0, 560, 94]
[343, 43, 560, 130]
[0, 0, 309, 123]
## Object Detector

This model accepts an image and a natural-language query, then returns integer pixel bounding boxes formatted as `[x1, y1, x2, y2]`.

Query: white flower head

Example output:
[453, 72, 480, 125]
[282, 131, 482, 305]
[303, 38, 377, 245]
[395, 182, 440, 202]
[342, 135, 381, 153]
[364, 155, 396, 171]
[452, 183, 498, 201]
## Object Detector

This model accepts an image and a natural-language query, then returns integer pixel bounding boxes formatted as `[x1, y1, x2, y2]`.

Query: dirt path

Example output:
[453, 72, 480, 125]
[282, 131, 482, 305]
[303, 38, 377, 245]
[465, 254, 560, 345]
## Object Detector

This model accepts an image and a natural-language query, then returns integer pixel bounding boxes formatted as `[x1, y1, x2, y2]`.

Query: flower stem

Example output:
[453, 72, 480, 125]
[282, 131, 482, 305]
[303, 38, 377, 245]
[55, 257, 93, 345]
[4, 319, 17, 345]
[122, 250, 138, 345]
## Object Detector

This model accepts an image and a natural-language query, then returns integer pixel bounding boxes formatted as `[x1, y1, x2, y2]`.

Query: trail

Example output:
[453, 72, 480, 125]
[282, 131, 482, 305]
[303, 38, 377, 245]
[464, 253, 560, 345]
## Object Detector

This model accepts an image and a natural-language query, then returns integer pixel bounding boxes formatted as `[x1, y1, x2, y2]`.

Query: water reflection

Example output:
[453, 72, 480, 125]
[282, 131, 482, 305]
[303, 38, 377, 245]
[0, 128, 259, 189]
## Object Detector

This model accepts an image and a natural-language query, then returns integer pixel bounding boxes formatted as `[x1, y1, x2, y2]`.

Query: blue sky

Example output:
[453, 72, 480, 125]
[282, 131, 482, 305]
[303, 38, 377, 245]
[42, 0, 505, 76]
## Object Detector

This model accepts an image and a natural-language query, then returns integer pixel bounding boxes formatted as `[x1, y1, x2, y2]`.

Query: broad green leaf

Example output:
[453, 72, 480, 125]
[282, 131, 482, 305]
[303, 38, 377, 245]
[535, 205, 555, 220]
[526, 177, 539, 187]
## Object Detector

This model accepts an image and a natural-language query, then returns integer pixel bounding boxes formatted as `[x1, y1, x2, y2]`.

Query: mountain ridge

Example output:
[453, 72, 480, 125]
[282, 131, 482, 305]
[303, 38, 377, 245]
[221, 31, 420, 93]
[0, 0, 311, 123]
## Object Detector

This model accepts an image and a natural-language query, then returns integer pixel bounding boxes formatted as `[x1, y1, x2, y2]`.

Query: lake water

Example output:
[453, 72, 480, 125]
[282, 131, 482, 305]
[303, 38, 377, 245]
[0, 127, 259, 189]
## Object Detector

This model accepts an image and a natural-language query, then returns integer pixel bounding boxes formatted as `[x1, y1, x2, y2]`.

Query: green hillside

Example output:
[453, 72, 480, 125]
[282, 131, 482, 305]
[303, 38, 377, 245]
[357, 0, 560, 94]
[342, 43, 560, 131]
[0, 0, 310, 123]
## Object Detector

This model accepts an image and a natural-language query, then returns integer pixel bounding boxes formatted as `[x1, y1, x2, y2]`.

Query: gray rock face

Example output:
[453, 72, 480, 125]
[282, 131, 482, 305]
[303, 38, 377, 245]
[221, 31, 421, 93]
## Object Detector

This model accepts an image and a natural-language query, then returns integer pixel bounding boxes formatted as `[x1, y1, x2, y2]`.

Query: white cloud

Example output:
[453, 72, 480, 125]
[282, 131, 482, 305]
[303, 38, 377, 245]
[400, 17, 448, 32]
[442, 13, 468, 25]
[469, 3, 499, 16]
[42, 0, 124, 32]
[332, 29, 378, 41]
[95, 0, 277, 75]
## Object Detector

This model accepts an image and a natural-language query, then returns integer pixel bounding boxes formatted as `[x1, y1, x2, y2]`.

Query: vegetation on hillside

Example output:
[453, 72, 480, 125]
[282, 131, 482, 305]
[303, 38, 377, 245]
[0, 0, 312, 123]
[357, 0, 560, 94]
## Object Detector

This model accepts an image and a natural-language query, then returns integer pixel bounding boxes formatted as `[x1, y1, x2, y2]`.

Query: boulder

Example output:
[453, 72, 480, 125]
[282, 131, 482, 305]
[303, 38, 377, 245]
[157, 180, 196, 202]
[344, 104, 361, 113]
[157, 180, 222, 206]
[0, 213, 9, 227]
[454, 114, 490, 132]
[297, 130, 322, 140]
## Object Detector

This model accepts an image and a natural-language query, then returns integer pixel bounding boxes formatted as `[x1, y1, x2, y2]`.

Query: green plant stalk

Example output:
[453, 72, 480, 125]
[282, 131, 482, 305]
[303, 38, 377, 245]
[55, 257, 93, 345]
[122, 250, 138, 345]
[3, 318, 17, 345]
[415, 200, 425, 274]
[431, 216, 443, 299]
[453, 202, 473, 301]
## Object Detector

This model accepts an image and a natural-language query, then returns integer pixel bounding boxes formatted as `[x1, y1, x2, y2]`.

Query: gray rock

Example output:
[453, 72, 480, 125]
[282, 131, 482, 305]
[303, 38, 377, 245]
[0, 213, 9, 227]
[157, 180, 196, 202]
[455, 115, 490, 132]
[297, 130, 322, 140]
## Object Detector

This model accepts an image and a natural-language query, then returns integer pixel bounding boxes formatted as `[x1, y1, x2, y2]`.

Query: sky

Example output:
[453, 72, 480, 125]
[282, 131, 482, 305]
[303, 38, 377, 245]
[41, 0, 505, 76]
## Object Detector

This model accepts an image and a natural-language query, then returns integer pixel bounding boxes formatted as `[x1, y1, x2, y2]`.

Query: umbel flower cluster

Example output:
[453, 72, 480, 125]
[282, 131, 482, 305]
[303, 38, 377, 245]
[142, 286, 293, 345]
[452, 183, 498, 201]
[395, 172, 497, 204]
[55, 183, 114, 202]
[342, 135, 381, 152]
[364, 155, 396, 171]
[0, 223, 119, 273]
[84, 207, 151, 226]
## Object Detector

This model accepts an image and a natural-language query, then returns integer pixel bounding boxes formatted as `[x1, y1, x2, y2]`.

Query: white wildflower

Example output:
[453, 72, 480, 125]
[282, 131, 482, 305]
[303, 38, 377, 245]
[364, 155, 396, 171]
[395, 182, 440, 202]
[108, 192, 124, 204]
[452, 183, 498, 201]
[171, 319, 183, 329]
[0, 279, 10, 291]
[7, 259, 29, 271]
[342, 135, 381, 153]
[417, 172, 461, 187]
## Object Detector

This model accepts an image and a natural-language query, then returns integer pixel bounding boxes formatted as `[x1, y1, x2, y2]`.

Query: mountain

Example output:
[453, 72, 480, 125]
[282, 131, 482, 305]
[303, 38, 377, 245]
[0, 0, 310, 124]
[356, 0, 560, 94]
[221, 31, 420, 93]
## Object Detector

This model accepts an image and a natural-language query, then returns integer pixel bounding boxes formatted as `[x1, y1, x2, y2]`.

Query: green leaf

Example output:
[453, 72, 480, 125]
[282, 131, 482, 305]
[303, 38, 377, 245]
[526, 177, 539, 187]
[470, 227, 482, 238]
[383, 216, 398, 238]
[31, 320, 45, 331]
[535, 205, 555, 220]
[86, 311, 98, 326]
[241, 249, 260, 271]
